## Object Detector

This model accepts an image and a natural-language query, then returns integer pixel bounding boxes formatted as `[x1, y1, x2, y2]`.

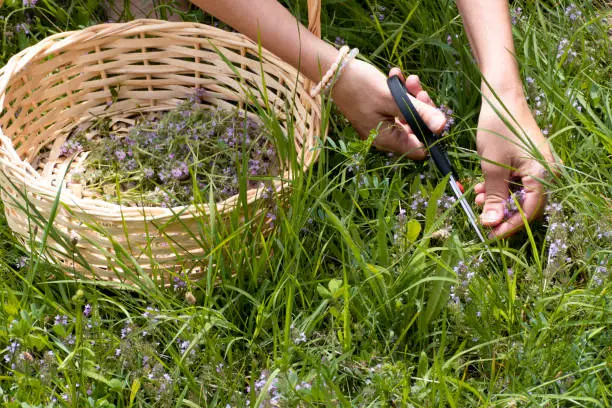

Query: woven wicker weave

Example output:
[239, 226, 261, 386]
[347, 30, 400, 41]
[0, 4, 324, 283]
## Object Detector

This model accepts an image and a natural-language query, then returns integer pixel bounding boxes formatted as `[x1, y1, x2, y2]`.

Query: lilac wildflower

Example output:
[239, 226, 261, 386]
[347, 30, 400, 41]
[195, 87, 208, 102]
[4, 340, 19, 363]
[592, 260, 608, 286]
[54, 315, 69, 326]
[548, 238, 568, 259]
[446, 34, 453, 45]
[545, 202, 563, 215]
[438, 104, 455, 134]
[398, 207, 407, 224]
[23, 0, 38, 6]
[59, 139, 83, 157]
[178, 340, 190, 355]
[503, 189, 526, 219]
[143, 306, 159, 321]
[16, 256, 28, 269]
[125, 158, 138, 171]
[449, 257, 482, 307]
[294, 331, 307, 344]
[121, 324, 132, 339]
[295, 381, 312, 391]
[15, 23, 29, 34]
[511, 7, 522, 25]
[410, 191, 427, 212]
[438, 194, 456, 210]
[564, 4, 582, 21]
[334, 37, 346, 46]
[173, 274, 187, 291]
[557, 38, 577, 62]
[115, 150, 127, 161]
[83, 304, 92, 317]
[371, 5, 385, 22]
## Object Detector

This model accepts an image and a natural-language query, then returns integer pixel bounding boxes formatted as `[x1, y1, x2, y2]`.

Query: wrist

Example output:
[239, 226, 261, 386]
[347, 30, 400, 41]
[480, 76, 525, 102]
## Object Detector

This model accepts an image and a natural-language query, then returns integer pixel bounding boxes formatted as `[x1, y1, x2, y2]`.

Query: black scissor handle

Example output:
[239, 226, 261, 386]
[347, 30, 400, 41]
[387, 75, 456, 178]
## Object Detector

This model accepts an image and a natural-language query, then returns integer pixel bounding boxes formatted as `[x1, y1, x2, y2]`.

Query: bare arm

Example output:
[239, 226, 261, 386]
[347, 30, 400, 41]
[191, 0, 447, 157]
[456, 0, 555, 238]
[456, 0, 523, 96]
[191, 0, 337, 83]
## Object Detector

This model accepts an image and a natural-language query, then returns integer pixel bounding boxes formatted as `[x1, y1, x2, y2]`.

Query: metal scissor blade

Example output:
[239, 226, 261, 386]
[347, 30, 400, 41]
[449, 174, 495, 262]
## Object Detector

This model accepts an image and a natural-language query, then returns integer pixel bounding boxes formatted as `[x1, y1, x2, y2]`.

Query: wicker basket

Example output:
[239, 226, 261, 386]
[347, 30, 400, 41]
[0, 4, 324, 283]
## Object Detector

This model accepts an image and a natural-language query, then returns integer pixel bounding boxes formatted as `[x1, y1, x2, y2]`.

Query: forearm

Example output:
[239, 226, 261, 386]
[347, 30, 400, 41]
[456, 0, 524, 97]
[191, 0, 338, 83]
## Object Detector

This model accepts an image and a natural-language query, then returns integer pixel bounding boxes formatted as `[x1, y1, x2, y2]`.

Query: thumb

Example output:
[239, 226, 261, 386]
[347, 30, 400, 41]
[387, 69, 447, 135]
[480, 161, 511, 226]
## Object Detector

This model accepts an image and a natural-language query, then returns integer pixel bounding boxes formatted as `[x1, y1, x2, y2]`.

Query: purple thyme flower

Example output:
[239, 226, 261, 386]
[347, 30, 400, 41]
[334, 37, 346, 46]
[556, 38, 577, 62]
[503, 189, 526, 219]
[54, 315, 69, 326]
[15, 23, 30, 34]
[115, 150, 127, 161]
[398, 207, 407, 224]
[438, 104, 455, 133]
[178, 340, 190, 355]
[16, 256, 28, 269]
[371, 5, 385, 22]
[565, 4, 582, 21]
[83, 304, 91, 317]
[548, 238, 567, 259]
[511, 7, 522, 25]
[59, 139, 83, 157]
[195, 87, 208, 102]
[173, 274, 187, 291]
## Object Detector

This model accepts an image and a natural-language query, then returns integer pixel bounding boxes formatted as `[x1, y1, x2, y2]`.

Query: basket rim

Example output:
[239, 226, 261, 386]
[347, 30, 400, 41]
[0, 19, 322, 219]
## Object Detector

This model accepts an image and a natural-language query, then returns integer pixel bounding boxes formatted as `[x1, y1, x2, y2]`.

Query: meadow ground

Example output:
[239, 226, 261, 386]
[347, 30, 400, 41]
[0, 0, 610, 406]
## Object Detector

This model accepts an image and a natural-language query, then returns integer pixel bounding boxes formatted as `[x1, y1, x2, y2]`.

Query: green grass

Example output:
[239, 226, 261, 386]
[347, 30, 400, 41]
[0, 0, 610, 407]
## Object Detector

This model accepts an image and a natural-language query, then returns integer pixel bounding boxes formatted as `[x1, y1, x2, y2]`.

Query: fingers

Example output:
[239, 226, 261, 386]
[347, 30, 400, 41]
[388, 69, 435, 107]
[474, 182, 485, 206]
[387, 68, 447, 135]
[489, 173, 546, 238]
[480, 161, 511, 226]
[473, 171, 548, 238]
[373, 119, 427, 160]
[405, 75, 435, 107]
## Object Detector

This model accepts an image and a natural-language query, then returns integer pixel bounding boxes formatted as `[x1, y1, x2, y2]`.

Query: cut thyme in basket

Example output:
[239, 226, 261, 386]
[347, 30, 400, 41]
[63, 98, 280, 207]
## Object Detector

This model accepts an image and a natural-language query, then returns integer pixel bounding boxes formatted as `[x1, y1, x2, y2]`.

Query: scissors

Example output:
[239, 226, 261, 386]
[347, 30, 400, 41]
[387, 75, 491, 249]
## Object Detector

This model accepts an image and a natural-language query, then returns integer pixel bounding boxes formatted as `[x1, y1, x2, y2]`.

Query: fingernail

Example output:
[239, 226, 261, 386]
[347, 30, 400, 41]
[483, 210, 498, 223]
[433, 112, 447, 132]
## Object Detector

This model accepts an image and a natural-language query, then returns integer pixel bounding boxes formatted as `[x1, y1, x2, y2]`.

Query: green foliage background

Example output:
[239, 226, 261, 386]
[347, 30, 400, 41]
[0, 0, 610, 407]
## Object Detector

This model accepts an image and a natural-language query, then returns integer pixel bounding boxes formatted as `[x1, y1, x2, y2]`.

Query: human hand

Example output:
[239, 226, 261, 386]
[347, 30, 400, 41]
[331, 62, 447, 159]
[474, 91, 556, 238]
